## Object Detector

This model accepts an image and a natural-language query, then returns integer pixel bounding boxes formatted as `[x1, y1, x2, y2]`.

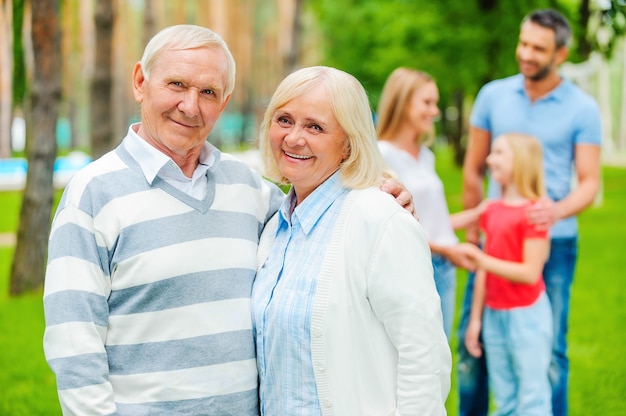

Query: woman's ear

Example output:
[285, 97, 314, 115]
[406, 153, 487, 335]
[342, 140, 351, 161]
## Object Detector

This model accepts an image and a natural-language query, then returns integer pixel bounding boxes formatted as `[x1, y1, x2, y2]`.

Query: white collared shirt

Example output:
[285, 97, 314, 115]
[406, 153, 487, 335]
[125, 123, 215, 199]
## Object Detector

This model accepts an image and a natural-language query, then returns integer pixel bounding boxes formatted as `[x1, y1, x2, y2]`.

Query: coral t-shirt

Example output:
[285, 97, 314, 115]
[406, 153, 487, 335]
[481, 200, 548, 310]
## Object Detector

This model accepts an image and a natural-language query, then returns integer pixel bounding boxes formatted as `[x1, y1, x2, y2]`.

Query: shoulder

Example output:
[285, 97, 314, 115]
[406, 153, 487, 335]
[215, 151, 282, 192]
[377, 140, 392, 151]
[218, 152, 285, 212]
[216, 152, 260, 177]
[62, 150, 129, 205]
[349, 187, 399, 210]
[420, 145, 435, 164]
[478, 74, 521, 95]
[341, 189, 428, 261]
[559, 78, 600, 113]
[346, 187, 416, 227]
[377, 140, 397, 159]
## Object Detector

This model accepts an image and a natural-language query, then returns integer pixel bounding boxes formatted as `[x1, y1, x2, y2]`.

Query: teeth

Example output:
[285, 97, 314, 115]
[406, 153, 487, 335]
[285, 151, 312, 160]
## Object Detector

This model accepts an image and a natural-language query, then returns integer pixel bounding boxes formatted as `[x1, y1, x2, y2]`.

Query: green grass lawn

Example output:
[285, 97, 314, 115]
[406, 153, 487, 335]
[0, 147, 625, 415]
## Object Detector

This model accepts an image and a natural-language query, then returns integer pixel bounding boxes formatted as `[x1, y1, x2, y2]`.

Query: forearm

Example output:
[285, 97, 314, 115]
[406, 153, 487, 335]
[477, 255, 542, 285]
[429, 241, 448, 257]
[553, 143, 601, 220]
[461, 172, 483, 244]
[469, 270, 486, 324]
[462, 126, 490, 243]
[449, 206, 481, 231]
[554, 178, 600, 220]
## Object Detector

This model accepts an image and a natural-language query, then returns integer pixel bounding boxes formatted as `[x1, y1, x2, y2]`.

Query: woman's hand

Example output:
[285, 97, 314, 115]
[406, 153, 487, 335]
[457, 242, 484, 268]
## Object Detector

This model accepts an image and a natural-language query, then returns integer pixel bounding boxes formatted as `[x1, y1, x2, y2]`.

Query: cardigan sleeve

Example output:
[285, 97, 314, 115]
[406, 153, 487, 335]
[366, 210, 451, 415]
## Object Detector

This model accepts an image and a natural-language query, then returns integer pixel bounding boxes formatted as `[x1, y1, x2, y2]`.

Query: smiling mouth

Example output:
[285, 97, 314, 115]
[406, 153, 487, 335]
[284, 150, 313, 160]
[170, 115, 198, 128]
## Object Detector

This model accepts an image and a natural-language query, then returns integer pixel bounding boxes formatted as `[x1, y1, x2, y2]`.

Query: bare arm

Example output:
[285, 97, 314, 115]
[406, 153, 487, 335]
[472, 238, 549, 285]
[527, 144, 601, 229]
[430, 242, 476, 271]
[462, 126, 491, 243]
[465, 268, 486, 358]
[449, 200, 489, 231]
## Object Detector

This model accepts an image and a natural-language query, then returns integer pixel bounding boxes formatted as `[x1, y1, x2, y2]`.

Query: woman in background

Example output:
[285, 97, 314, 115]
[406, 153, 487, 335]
[377, 67, 477, 339]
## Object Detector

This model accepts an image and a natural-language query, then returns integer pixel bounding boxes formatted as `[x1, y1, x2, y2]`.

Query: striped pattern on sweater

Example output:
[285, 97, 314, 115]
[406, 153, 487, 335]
[43, 139, 284, 416]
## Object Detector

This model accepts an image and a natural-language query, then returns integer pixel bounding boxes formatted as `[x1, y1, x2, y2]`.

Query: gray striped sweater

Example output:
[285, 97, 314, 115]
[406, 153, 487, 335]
[43, 137, 284, 415]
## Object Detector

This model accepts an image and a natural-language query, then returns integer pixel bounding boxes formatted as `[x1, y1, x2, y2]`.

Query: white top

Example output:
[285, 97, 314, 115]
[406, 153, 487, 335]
[257, 187, 451, 415]
[126, 123, 214, 199]
[378, 141, 458, 247]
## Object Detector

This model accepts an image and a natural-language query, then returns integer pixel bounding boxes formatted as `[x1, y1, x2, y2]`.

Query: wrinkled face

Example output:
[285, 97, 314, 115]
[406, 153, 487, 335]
[132, 47, 231, 160]
[269, 87, 349, 203]
[487, 137, 514, 186]
[516, 21, 564, 81]
[406, 81, 440, 135]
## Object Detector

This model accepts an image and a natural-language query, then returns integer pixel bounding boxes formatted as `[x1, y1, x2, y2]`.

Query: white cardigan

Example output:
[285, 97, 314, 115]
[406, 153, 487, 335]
[257, 187, 451, 416]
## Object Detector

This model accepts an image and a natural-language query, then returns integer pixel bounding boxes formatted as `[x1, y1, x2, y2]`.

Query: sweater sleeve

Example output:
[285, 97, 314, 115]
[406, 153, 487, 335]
[43, 200, 115, 416]
[366, 210, 451, 415]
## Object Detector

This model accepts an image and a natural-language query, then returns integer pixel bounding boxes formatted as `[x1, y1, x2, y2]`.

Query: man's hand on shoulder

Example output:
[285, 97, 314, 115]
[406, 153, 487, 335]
[381, 177, 416, 218]
[526, 197, 558, 230]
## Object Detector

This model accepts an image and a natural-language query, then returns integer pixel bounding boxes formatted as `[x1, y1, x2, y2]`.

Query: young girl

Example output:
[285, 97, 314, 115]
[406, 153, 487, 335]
[460, 132, 552, 415]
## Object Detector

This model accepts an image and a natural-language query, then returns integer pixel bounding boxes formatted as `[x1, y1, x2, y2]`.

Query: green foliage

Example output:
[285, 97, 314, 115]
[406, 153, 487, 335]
[587, 0, 626, 59]
[308, 0, 560, 106]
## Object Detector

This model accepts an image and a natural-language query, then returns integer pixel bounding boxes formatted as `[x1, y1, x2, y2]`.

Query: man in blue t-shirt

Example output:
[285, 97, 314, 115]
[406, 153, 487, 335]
[459, 9, 602, 416]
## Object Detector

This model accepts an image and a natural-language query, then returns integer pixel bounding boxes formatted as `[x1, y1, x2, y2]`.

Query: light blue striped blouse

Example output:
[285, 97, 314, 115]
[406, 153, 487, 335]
[252, 171, 348, 416]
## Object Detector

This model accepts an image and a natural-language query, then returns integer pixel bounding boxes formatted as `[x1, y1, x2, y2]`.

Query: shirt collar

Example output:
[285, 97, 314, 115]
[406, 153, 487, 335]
[278, 170, 348, 235]
[124, 123, 218, 185]
[514, 72, 569, 102]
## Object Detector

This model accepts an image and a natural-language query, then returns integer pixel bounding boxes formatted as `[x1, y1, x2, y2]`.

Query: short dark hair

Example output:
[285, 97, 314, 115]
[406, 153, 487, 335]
[523, 9, 572, 48]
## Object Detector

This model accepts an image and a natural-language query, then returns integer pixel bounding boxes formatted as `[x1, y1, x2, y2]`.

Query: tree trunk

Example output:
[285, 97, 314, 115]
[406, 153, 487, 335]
[10, 0, 61, 295]
[0, 0, 13, 158]
[90, 0, 114, 159]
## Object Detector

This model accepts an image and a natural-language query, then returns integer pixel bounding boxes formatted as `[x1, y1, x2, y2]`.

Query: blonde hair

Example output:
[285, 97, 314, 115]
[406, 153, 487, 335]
[140, 25, 236, 98]
[376, 67, 436, 146]
[497, 133, 546, 200]
[259, 66, 386, 189]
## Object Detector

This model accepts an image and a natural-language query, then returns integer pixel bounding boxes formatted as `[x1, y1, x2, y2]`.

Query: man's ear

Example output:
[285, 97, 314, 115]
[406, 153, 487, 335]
[219, 94, 232, 112]
[555, 46, 569, 66]
[132, 62, 145, 103]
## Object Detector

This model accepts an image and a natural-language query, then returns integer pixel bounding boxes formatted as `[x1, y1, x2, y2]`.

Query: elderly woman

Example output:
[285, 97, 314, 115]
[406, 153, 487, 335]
[252, 66, 451, 415]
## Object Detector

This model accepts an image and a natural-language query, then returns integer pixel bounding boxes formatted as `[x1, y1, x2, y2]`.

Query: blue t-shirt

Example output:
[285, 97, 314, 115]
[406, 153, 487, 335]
[470, 73, 602, 238]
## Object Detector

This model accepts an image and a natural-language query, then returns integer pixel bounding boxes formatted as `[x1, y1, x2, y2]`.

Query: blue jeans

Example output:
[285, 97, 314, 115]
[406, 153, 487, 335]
[432, 254, 456, 340]
[457, 237, 578, 416]
[483, 293, 553, 416]
[544, 237, 577, 416]
[457, 270, 489, 416]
